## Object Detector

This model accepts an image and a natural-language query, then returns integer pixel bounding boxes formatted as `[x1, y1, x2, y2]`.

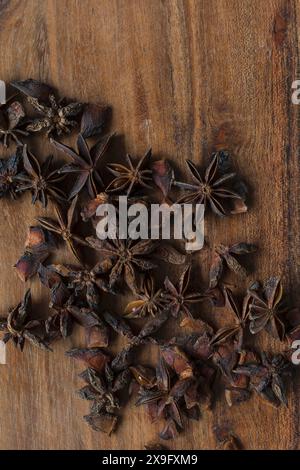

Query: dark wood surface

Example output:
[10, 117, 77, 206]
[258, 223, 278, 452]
[0, 0, 299, 449]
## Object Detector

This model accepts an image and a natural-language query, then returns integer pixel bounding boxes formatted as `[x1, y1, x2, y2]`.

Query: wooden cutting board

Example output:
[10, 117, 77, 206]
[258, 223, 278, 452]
[0, 0, 299, 450]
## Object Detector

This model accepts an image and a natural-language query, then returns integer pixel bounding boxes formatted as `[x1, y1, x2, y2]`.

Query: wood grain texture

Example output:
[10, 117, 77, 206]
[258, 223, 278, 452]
[0, 0, 299, 450]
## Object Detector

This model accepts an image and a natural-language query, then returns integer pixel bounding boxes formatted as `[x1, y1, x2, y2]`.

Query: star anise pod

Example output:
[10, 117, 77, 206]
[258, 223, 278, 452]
[11, 79, 82, 137]
[39, 263, 110, 345]
[15, 145, 66, 207]
[52, 133, 113, 199]
[135, 350, 207, 440]
[0, 147, 23, 198]
[68, 349, 132, 434]
[106, 149, 152, 196]
[210, 287, 251, 350]
[37, 196, 88, 262]
[79, 366, 123, 411]
[124, 274, 167, 318]
[248, 277, 287, 341]
[175, 152, 244, 217]
[209, 242, 257, 288]
[50, 262, 113, 311]
[86, 236, 157, 291]
[15, 225, 55, 282]
[135, 356, 183, 438]
[46, 293, 104, 339]
[234, 352, 291, 407]
[0, 289, 50, 351]
[0, 100, 29, 147]
[163, 265, 203, 318]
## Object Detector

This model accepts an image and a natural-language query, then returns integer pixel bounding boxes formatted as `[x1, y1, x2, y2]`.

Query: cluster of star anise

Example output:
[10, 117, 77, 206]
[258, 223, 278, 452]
[0, 79, 299, 446]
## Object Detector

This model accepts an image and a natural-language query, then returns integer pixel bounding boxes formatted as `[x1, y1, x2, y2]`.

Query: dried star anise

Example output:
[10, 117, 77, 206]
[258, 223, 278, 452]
[67, 345, 134, 435]
[11, 79, 82, 137]
[234, 352, 291, 407]
[37, 196, 88, 262]
[80, 364, 131, 434]
[209, 242, 257, 287]
[134, 356, 179, 438]
[0, 147, 23, 198]
[15, 145, 66, 207]
[106, 149, 152, 196]
[124, 274, 167, 318]
[0, 100, 29, 147]
[164, 265, 203, 318]
[46, 294, 105, 340]
[86, 236, 157, 291]
[210, 287, 251, 350]
[15, 225, 55, 282]
[248, 277, 287, 341]
[135, 349, 209, 440]
[39, 265, 105, 340]
[0, 289, 50, 351]
[52, 133, 113, 198]
[49, 262, 112, 311]
[175, 152, 245, 217]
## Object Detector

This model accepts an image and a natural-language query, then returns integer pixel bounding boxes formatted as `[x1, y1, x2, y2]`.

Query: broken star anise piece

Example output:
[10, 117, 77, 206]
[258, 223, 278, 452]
[84, 412, 118, 435]
[15, 145, 66, 207]
[210, 287, 251, 350]
[52, 133, 113, 199]
[81, 192, 112, 222]
[0, 289, 51, 351]
[0, 100, 29, 147]
[209, 242, 257, 288]
[80, 103, 111, 138]
[0, 147, 23, 198]
[164, 265, 203, 318]
[124, 274, 167, 318]
[234, 352, 291, 407]
[11, 79, 82, 137]
[37, 196, 88, 262]
[14, 225, 55, 282]
[86, 236, 157, 291]
[248, 277, 287, 341]
[106, 149, 152, 196]
[175, 152, 244, 217]
[152, 159, 174, 200]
